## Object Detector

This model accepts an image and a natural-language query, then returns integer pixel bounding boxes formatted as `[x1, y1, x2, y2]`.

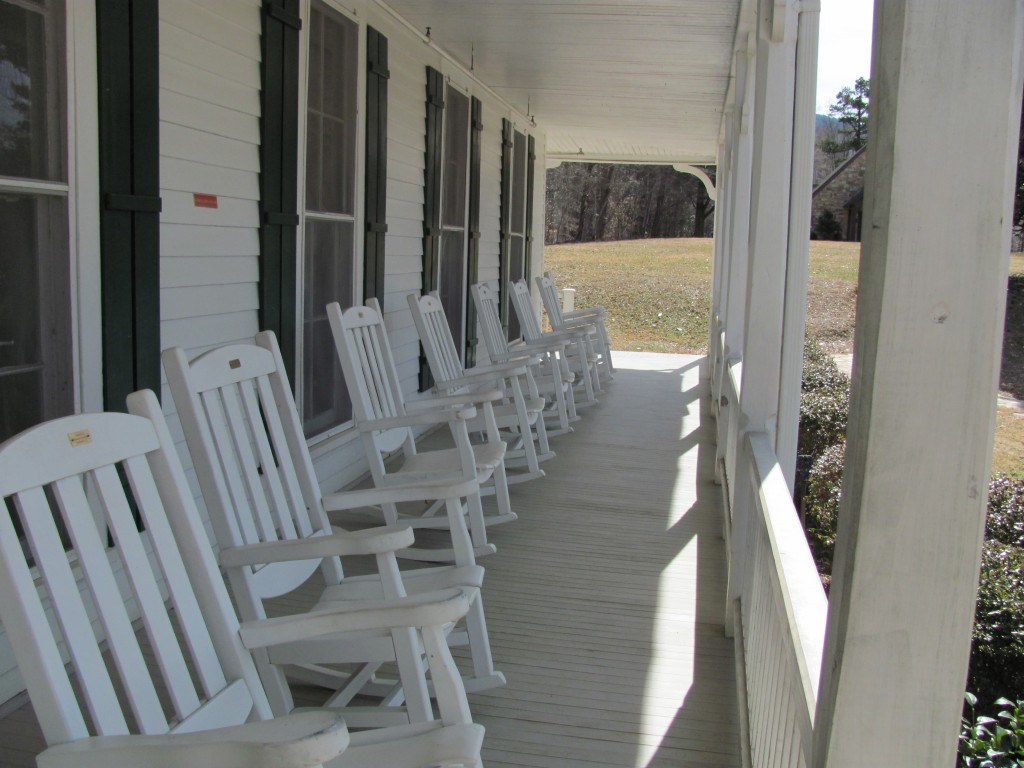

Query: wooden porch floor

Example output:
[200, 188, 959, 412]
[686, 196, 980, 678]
[0, 352, 740, 767]
[467, 353, 739, 768]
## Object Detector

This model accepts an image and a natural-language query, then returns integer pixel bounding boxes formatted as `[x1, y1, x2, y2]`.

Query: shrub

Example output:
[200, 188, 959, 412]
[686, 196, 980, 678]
[803, 441, 845, 575]
[815, 209, 844, 241]
[798, 342, 850, 460]
[960, 693, 1024, 767]
[969, 541, 1024, 705]
[988, 474, 1024, 548]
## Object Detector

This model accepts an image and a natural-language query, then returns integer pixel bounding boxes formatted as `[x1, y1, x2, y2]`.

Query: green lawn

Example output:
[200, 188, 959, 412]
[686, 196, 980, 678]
[544, 238, 1024, 475]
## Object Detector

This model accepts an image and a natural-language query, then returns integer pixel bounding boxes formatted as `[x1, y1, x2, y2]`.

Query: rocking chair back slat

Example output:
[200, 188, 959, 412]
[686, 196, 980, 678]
[198, 388, 265, 546]
[509, 280, 544, 341]
[417, 293, 465, 385]
[0, 410, 258, 747]
[16, 483, 133, 737]
[536, 274, 564, 325]
[470, 282, 507, 360]
[250, 374, 314, 538]
[216, 382, 290, 542]
[93, 461, 203, 725]
[52, 470, 172, 733]
[164, 342, 341, 606]
[330, 303, 410, 457]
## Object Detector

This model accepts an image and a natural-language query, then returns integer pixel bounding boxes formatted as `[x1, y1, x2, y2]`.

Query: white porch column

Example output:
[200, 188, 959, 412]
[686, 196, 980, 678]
[722, 33, 757, 503]
[709, 117, 733, 378]
[813, 2, 1024, 765]
[725, 0, 798, 632]
[775, 0, 820, 491]
[722, 37, 756, 363]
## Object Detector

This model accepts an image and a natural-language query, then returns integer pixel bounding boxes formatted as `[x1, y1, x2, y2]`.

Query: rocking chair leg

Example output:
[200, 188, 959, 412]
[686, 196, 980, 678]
[445, 496, 476, 568]
[382, 500, 400, 526]
[391, 626, 433, 723]
[464, 595, 505, 690]
[465, 492, 490, 549]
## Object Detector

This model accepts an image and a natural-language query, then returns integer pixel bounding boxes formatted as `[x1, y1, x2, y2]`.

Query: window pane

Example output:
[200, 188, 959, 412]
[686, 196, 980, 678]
[302, 218, 354, 435]
[0, 192, 72, 443]
[306, 1, 356, 215]
[442, 88, 469, 228]
[439, 230, 466, 356]
[0, 0, 66, 182]
[510, 130, 527, 234]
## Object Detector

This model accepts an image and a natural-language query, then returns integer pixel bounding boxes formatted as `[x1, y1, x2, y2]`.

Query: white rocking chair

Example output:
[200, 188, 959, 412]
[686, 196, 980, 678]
[536, 272, 614, 381]
[470, 281, 579, 436]
[508, 279, 602, 406]
[162, 331, 505, 724]
[408, 291, 553, 483]
[0, 395, 484, 768]
[326, 301, 516, 550]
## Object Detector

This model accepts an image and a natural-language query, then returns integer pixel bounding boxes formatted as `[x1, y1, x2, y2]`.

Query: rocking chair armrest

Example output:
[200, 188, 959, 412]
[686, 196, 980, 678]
[435, 364, 530, 389]
[501, 338, 569, 357]
[406, 389, 503, 409]
[554, 316, 598, 332]
[239, 587, 478, 649]
[36, 711, 349, 768]
[217, 526, 416, 568]
[322, 479, 480, 511]
[357, 407, 477, 432]
[562, 306, 606, 320]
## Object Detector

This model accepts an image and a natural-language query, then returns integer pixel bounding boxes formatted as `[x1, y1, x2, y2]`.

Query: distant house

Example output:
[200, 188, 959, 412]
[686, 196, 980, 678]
[811, 146, 867, 241]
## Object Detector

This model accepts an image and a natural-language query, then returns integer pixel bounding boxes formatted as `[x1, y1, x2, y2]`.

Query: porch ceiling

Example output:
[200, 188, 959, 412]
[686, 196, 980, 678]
[382, 0, 741, 164]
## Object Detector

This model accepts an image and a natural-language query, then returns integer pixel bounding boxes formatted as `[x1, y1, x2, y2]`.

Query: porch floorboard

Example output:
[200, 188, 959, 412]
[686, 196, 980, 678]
[0, 352, 740, 768]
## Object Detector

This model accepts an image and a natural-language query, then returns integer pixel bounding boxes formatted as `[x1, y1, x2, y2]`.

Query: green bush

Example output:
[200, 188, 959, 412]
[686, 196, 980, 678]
[803, 441, 845, 575]
[969, 541, 1024, 705]
[798, 342, 850, 460]
[987, 474, 1024, 548]
[815, 209, 844, 241]
[802, 341, 850, 394]
[960, 693, 1024, 767]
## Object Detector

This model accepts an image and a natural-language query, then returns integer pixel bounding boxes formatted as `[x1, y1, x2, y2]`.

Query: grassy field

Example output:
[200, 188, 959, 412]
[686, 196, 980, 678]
[544, 238, 1024, 476]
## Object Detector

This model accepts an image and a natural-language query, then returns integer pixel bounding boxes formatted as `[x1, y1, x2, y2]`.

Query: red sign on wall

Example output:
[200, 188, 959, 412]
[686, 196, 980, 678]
[193, 193, 218, 209]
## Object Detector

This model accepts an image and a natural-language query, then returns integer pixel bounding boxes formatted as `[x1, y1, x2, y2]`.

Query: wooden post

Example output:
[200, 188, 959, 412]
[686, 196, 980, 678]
[709, 118, 732, 381]
[722, 34, 757, 509]
[813, 2, 1024, 765]
[726, 0, 798, 633]
[775, 0, 819, 492]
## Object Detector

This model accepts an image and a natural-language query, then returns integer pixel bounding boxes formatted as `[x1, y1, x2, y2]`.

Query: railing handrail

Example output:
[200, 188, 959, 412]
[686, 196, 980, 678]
[747, 430, 828, 728]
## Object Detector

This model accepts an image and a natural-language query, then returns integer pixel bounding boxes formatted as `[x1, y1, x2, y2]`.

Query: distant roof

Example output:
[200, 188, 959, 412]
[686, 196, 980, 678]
[813, 145, 868, 196]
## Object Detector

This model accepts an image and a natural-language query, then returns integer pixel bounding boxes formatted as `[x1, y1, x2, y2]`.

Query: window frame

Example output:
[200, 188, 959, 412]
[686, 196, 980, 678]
[0, 0, 102, 422]
[295, 0, 366, 444]
[436, 80, 472, 361]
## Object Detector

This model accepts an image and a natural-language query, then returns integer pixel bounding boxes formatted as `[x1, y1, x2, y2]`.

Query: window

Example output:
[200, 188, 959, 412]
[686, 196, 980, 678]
[506, 129, 527, 340]
[500, 121, 533, 342]
[438, 86, 470, 356]
[301, 1, 359, 436]
[0, 0, 72, 444]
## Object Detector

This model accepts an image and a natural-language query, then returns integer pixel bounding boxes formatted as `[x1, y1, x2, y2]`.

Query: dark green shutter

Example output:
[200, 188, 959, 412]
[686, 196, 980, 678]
[498, 118, 513, 335]
[364, 27, 389, 305]
[259, 0, 301, 382]
[465, 97, 483, 366]
[524, 134, 536, 286]
[96, 0, 161, 412]
[421, 66, 445, 389]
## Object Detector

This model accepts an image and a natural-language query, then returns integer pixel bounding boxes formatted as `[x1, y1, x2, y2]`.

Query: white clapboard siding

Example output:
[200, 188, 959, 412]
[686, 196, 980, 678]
[161, 157, 260, 200]
[162, 255, 259, 288]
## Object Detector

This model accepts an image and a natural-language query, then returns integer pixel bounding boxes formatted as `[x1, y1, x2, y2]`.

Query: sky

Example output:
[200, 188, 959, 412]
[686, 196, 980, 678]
[816, 0, 875, 114]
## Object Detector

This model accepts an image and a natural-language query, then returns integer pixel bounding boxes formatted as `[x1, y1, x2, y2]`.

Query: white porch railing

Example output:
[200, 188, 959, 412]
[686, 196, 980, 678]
[712, 330, 828, 768]
[743, 432, 827, 767]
